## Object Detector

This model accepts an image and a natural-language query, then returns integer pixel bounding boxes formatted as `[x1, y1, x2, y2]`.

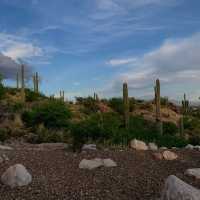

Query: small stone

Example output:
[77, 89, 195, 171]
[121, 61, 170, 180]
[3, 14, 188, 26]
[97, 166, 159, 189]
[160, 147, 167, 150]
[79, 158, 103, 170]
[130, 139, 148, 151]
[1, 164, 32, 188]
[185, 144, 194, 150]
[82, 144, 97, 151]
[103, 159, 117, 167]
[162, 151, 178, 160]
[194, 146, 200, 151]
[185, 168, 200, 179]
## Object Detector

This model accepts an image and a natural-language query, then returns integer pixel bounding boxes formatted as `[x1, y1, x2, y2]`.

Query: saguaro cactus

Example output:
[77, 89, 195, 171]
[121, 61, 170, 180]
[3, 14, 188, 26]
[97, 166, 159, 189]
[182, 93, 189, 115]
[60, 90, 65, 101]
[33, 72, 39, 93]
[16, 72, 19, 89]
[20, 64, 25, 102]
[123, 82, 129, 130]
[155, 79, 163, 135]
[35, 72, 39, 93]
[94, 92, 99, 101]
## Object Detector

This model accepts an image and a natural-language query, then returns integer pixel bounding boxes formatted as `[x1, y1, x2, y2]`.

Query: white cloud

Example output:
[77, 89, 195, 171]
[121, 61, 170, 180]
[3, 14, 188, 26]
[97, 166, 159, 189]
[3, 43, 43, 60]
[108, 58, 138, 66]
[106, 33, 200, 100]
[0, 33, 43, 60]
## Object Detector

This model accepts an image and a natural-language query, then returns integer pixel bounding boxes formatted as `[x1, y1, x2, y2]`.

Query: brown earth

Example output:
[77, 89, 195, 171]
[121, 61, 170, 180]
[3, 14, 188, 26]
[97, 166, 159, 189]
[0, 144, 200, 200]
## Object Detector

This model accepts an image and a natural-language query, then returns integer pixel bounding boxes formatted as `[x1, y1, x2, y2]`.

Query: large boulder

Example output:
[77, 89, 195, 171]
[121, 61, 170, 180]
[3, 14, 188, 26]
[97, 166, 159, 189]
[162, 151, 178, 160]
[161, 175, 200, 200]
[185, 168, 200, 179]
[102, 159, 117, 167]
[79, 159, 103, 170]
[130, 139, 148, 151]
[148, 143, 158, 151]
[1, 164, 32, 188]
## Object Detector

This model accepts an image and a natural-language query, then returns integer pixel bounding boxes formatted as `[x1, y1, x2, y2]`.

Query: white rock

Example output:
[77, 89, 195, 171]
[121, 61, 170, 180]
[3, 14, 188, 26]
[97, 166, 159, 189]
[1, 164, 32, 188]
[162, 151, 178, 160]
[161, 175, 200, 200]
[185, 168, 200, 179]
[148, 143, 158, 151]
[82, 144, 97, 151]
[103, 159, 117, 167]
[130, 139, 148, 151]
[0, 145, 13, 151]
[185, 144, 194, 150]
[79, 158, 103, 170]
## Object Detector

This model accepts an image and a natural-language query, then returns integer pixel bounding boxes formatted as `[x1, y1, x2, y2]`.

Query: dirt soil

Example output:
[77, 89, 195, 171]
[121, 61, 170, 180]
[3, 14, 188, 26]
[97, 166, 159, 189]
[0, 144, 200, 200]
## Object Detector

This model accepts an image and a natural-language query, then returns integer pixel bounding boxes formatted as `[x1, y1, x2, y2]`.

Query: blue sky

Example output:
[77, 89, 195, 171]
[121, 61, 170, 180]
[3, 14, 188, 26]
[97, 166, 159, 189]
[0, 0, 200, 100]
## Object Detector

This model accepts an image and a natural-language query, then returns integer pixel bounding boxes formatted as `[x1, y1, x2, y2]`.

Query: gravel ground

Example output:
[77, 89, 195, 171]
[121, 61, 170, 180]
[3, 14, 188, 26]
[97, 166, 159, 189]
[0, 144, 200, 200]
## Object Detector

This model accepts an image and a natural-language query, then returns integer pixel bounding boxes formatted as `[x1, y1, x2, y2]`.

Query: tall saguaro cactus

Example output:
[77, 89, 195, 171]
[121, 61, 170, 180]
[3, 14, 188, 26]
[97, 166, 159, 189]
[182, 93, 189, 115]
[60, 90, 65, 102]
[123, 82, 129, 130]
[155, 79, 163, 135]
[179, 93, 189, 137]
[33, 72, 39, 93]
[20, 64, 25, 102]
[16, 72, 19, 89]
[35, 72, 39, 93]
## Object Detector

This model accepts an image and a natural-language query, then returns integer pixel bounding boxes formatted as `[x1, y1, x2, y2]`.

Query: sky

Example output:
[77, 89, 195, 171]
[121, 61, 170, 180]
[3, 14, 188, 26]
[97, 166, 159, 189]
[0, 0, 200, 101]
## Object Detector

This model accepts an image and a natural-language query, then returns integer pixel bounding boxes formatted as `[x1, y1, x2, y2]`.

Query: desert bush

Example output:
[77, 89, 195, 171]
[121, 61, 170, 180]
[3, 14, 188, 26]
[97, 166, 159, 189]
[76, 96, 99, 114]
[160, 96, 169, 106]
[22, 99, 72, 129]
[163, 121, 178, 136]
[188, 134, 200, 145]
[26, 124, 65, 144]
[128, 116, 186, 148]
[108, 98, 123, 114]
[8, 102, 24, 113]
[70, 112, 123, 151]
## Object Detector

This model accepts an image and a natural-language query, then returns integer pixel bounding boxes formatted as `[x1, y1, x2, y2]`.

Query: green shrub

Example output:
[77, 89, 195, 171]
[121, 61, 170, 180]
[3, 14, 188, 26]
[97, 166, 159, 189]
[163, 122, 178, 136]
[70, 112, 123, 151]
[22, 99, 72, 129]
[26, 124, 65, 144]
[0, 128, 9, 142]
[9, 102, 24, 113]
[108, 98, 124, 114]
[76, 96, 99, 114]
[188, 134, 200, 145]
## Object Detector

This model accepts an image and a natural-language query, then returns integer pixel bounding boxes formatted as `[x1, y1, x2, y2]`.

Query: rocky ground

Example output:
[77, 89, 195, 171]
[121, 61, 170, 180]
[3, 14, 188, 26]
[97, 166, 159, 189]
[0, 143, 200, 200]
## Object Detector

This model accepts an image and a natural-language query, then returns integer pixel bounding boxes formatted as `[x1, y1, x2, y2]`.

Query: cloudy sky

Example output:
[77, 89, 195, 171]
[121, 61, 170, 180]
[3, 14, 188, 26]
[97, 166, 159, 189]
[0, 0, 200, 100]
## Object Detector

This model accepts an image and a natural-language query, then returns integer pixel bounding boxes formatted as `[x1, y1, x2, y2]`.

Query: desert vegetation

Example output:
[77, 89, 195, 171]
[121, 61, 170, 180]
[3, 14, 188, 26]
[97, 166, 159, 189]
[0, 64, 199, 150]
